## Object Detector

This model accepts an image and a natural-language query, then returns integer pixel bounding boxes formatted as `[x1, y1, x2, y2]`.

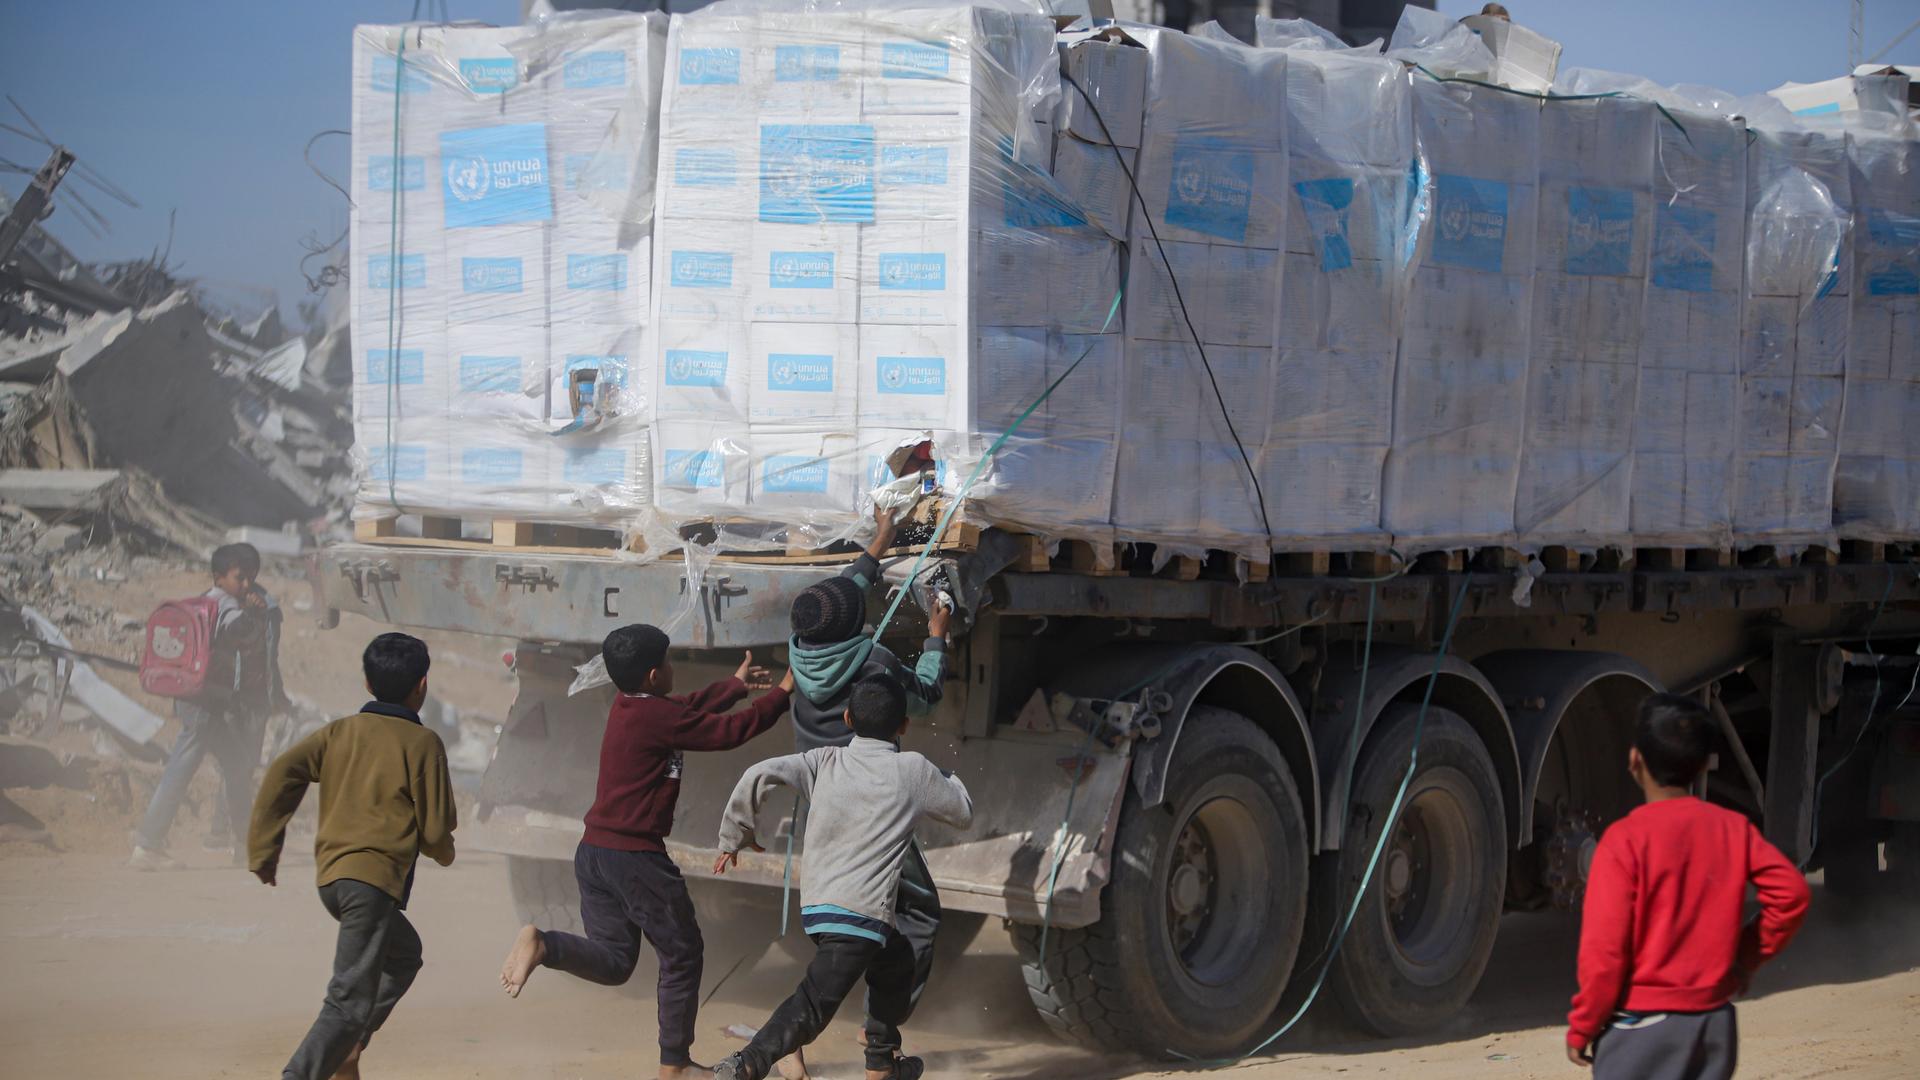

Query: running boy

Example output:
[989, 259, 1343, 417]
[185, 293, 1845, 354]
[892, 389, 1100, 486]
[785, 507, 952, 1026]
[249, 632, 457, 1080]
[712, 673, 973, 1080]
[1567, 693, 1811, 1078]
[499, 624, 793, 1080]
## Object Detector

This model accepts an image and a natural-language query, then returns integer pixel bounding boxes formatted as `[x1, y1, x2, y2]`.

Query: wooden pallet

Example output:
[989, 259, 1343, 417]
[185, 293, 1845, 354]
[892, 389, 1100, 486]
[355, 515, 644, 556]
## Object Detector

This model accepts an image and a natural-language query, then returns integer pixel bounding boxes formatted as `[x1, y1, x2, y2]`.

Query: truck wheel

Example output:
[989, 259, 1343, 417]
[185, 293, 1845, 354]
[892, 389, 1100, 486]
[1012, 707, 1310, 1058]
[1309, 704, 1507, 1037]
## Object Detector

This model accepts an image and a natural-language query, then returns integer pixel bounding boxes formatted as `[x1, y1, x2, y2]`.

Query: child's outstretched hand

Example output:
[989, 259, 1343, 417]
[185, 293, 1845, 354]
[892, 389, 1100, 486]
[866, 505, 898, 558]
[928, 595, 953, 639]
[779, 668, 795, 692]
[713, 843, 764, 875]
[736, 651, 773, 690]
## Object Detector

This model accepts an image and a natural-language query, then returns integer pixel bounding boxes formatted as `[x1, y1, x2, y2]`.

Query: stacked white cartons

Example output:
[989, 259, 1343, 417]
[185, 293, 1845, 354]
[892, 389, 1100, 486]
[350, 18, 667, 526]
[1116, 29, 1286, 558]
[1515, 96, 1655, 548]
[352, 26, 459, 514]
[1049, 35, 1147, 243]
[1835, 124, 1920, 541]
[965, 28, 1128, 541]
[427, 25, 559, 520]
[1631, 108, 1747, 548]
[650, 6, 1114, 541]
[1266, 43, 1410, 549]
[1735, 128, 1850, 546]
[543, 13, 667, 523]
[1384, 78, 1539, 551]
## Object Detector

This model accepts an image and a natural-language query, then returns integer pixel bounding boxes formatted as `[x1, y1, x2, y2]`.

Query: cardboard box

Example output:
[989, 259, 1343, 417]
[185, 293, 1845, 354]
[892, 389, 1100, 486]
[1460, 15, 1561, 96]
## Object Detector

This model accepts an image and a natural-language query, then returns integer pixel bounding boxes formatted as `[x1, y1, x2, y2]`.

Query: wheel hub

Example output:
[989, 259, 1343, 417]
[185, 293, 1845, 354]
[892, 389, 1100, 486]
[1158, 790, 1273, 989]
[1544, 807, 1604, 911]
[1166, 818, 1216, 950]
[1385, 846, 1414, 900]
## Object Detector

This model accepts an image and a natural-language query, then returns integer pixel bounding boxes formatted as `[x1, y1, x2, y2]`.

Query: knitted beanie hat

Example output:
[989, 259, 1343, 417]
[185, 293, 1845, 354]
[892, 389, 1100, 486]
[791, 576, 866, 643]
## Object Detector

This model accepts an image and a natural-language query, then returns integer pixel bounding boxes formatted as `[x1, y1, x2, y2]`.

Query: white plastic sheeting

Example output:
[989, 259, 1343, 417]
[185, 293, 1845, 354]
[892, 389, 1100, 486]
[1835, 123, 1920, 541]
[645, 1, 1124, 550]
[350, 14, 668, 522]
[346, 6, 1920, 557]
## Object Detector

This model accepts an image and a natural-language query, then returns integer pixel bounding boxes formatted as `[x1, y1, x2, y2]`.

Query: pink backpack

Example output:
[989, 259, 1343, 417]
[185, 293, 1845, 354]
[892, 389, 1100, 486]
[140, 596, 223, 698]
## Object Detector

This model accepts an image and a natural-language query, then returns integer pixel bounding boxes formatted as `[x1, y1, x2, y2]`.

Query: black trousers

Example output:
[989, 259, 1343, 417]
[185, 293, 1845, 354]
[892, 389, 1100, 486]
[283, 879, 423, 1080]
[540, 843, 704, 1067]
[891, 841, 940, 1021]
[735, 931, 916, 1080]
[1593, 1005, 1738, 1080]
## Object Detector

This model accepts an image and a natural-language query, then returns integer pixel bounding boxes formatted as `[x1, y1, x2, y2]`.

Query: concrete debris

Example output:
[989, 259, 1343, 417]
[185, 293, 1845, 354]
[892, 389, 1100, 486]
[2, 196, 357, 552]
[30, 523, 82, 556]
[0, 467, 119, 511]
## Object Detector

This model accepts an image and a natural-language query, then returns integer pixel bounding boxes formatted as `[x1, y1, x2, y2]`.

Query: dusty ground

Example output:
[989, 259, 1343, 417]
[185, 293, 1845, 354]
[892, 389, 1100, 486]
[1, 847, 1914, 1080]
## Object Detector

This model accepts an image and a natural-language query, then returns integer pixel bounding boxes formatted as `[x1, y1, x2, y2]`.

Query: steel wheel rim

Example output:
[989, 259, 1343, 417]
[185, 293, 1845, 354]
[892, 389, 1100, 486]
[1162, 786, 1270, 988]
[1380, 771, 1480, 982]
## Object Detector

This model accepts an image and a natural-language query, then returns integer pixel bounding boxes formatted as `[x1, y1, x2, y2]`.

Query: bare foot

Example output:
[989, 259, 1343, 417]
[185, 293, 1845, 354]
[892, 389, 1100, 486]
[330, 1041, 362, 1080]
[660, 1064, 713, 1080]
[500, 924, 545, 998]
[774, 1048, 809, 1080]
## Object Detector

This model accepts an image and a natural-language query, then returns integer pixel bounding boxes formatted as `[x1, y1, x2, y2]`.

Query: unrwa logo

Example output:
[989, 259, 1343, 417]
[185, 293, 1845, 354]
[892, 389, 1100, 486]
[1173, 158, 1210, 207]
[447, 154, 491, 203]
[1439, 193, 1471, 244]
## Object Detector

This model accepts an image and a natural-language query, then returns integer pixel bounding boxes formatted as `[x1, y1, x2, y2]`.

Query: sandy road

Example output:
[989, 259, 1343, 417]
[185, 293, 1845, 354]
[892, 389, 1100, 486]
[1, 849, 1914, 1080]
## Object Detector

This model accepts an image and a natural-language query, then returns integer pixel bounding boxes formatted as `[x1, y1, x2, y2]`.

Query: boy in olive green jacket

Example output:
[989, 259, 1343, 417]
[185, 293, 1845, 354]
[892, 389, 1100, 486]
[249, 632, 457, 1080]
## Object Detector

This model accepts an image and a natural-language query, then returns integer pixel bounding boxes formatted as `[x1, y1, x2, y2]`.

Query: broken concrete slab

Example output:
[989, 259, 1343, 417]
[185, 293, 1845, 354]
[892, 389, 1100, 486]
[18, 605, 164, 744]
[0, 468, 119, 510]
[31, 523, 82, 555]
[224, 525, 302, 558]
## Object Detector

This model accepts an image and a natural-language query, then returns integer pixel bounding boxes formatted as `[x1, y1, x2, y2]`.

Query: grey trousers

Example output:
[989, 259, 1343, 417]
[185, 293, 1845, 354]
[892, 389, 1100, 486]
[283, 879, 423, 1080]
[134, 700, 254, 852]
[1593, 1005, 1737, 1080]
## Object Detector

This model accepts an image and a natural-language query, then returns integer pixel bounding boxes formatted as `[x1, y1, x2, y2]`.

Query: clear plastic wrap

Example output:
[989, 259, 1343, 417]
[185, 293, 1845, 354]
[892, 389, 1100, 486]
[1834, 121, 1920, 541]
[1110, 25, 1288, 560]
[1382, 64, 1540, 551]
[1251, 27, 1411, 548]
[1631, 104, 1747, 547]
[1513, 93, 1657, 548]
[1735, 124, 1851, 546]
[349, 14, 669, 525]
[642, 0, 1126, 553]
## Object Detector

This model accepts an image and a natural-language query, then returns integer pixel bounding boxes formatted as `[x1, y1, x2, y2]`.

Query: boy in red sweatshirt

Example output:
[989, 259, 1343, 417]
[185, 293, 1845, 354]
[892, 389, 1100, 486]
[499, 623, 793, 1079]
[1567, 693, 1810, 1078]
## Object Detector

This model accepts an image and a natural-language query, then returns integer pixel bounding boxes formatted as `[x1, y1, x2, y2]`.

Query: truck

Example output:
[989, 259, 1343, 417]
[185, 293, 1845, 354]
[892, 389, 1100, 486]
[318, 527, 1920, 1058]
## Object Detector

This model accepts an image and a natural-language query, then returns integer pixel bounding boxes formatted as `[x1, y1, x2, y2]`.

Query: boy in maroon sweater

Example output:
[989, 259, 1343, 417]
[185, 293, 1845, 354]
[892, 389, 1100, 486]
[1567, 693, 1810, 1079]
[500, 623, 793, 1079]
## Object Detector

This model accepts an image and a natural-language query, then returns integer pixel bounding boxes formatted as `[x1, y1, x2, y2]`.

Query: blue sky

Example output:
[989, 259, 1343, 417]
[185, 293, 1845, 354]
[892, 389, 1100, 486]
[2, 0, 1914, 326]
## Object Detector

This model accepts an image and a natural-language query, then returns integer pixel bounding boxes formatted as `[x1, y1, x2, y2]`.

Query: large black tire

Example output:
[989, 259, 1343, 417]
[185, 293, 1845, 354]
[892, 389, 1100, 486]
[1012, 707, 1311, 1059]
[1305, 704, 1507, 1037]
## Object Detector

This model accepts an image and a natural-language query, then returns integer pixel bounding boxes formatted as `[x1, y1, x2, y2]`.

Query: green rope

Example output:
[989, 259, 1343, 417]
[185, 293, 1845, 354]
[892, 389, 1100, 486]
[381, 35, 409, 513]
[1411, 64, 1692, 143]
[1171, 572, 1476, 1065]
[869, 289, 1123, 641]
[778, 289, 1123, 939]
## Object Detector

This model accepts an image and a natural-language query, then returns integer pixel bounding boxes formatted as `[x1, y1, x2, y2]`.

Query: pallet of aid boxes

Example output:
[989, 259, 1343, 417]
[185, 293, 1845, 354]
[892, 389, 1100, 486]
[347, 16, 664, 531]
[647, 5, 1123, 548]
[1114, 27, 1288, 562]
[1253, 18, 1410, 553]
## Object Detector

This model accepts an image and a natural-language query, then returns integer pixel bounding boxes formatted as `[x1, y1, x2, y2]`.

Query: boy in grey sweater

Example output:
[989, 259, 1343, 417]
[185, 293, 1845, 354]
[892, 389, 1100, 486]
[712, 674, 973, 1080]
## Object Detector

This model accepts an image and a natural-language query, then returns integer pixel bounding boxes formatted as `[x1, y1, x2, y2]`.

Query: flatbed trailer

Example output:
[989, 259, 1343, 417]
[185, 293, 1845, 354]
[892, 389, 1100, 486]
[320, 531, 1920, 1055]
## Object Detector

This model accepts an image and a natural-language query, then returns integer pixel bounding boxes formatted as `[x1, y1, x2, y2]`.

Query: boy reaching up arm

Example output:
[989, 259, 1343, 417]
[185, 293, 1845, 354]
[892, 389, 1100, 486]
[498, 623, 792, 1080]
[713, 674, 972, 1080]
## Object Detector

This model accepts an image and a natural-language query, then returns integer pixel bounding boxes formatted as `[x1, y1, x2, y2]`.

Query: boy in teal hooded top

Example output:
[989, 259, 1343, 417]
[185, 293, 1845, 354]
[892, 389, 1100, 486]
[786, 507, 951, 753]
[779, 506, 952, 1072]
